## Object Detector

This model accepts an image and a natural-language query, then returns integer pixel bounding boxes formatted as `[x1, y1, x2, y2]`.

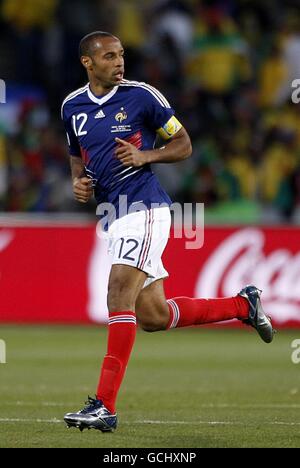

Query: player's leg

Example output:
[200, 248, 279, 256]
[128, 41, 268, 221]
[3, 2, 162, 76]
[136, 278, 249, 331]
[136, 279, 274, 343]
[84, 208, 169, 429]
[64, 263, 146, 432]
[133, 205, 274, 342]
[96, 264, 146, 413]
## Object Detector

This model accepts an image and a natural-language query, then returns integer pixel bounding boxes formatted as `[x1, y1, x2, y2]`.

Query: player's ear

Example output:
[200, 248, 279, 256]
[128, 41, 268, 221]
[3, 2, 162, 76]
[81, 56, 93, 71]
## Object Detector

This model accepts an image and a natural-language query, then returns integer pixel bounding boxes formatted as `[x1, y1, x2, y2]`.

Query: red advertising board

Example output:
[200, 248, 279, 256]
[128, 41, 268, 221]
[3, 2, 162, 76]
[0, 225, 299, 326]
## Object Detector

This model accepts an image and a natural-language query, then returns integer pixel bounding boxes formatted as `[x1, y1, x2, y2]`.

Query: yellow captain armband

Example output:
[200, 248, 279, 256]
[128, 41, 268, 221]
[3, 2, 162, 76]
[157, 116, 183, 140]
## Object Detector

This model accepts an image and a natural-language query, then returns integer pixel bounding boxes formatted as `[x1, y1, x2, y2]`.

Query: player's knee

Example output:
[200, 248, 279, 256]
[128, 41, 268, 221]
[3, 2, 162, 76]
[136, 301, 169, 332]
[139, 316, 168, 333]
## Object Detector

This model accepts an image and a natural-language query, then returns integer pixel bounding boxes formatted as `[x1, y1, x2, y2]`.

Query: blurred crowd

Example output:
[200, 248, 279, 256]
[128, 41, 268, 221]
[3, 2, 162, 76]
[1, 0, 300, 222]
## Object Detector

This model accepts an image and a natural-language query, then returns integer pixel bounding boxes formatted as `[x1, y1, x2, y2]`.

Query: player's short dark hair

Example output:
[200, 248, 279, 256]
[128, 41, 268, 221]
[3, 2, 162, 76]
[79, 31, 117, 58]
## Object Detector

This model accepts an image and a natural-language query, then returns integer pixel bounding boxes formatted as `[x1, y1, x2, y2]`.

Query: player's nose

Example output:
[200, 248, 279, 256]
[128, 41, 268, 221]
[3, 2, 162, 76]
[116, 56, 124, 67]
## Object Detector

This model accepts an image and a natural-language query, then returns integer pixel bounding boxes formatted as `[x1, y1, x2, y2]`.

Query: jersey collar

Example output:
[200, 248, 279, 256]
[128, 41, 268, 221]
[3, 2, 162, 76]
[87, 85, 119, 106]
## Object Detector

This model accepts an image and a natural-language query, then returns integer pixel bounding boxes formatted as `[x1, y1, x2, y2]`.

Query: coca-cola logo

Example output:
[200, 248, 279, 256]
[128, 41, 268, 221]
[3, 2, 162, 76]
[195, 228, 300, 324]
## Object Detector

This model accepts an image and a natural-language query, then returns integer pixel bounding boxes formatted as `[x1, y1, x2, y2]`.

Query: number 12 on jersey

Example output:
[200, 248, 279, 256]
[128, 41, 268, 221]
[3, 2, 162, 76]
[72, 113, 88, 136]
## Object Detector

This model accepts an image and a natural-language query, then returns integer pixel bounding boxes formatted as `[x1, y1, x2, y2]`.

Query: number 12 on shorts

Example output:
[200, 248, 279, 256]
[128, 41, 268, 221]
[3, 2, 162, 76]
[118, 238, 139, 262]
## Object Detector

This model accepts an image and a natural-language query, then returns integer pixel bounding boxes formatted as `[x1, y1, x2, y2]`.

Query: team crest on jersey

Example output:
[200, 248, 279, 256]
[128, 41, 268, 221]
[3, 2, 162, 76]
[115, 108, 128, 123]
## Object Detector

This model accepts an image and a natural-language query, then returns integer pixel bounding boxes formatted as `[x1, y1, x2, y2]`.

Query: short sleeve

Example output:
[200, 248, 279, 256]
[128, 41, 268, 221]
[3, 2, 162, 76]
[142, 85, 175, 131]
[61, 105, 81, 157]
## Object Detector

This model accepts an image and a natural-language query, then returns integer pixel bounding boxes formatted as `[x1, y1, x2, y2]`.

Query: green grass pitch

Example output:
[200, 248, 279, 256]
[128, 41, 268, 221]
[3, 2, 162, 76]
[0, 325, 300, 448]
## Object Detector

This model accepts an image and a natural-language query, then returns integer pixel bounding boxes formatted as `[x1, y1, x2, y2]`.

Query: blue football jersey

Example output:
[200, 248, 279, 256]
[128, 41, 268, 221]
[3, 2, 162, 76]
[61, 79, 174, 221]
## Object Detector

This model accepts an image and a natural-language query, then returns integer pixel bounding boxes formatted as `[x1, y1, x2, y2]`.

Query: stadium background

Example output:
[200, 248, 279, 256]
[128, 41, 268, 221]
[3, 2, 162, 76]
[0, 0, 300, 449]
[0, 0, 300, 326]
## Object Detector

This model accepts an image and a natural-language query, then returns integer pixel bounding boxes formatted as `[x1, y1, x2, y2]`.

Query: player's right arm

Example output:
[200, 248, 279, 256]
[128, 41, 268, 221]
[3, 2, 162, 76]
[62, 103, 93, 204]
[70, 156, 93, 204]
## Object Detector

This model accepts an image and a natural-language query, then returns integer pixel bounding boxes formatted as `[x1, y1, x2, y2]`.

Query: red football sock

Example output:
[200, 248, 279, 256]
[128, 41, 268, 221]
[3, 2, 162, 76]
[167, 296, 249, 329]
[96, 311, 136, 414]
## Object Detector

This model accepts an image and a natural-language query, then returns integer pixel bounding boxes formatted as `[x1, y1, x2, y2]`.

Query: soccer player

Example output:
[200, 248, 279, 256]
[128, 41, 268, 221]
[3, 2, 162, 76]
[62, 32, 274, 433]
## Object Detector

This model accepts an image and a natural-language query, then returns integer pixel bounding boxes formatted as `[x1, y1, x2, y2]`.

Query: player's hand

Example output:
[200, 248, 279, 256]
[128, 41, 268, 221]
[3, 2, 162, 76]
[72, 177, 93, 203]
[115, 138, 148, 167]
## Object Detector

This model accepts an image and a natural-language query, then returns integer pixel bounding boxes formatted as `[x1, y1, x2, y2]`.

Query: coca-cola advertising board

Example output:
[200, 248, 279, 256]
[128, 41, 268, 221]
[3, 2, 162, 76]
[0, 225, 299, 326]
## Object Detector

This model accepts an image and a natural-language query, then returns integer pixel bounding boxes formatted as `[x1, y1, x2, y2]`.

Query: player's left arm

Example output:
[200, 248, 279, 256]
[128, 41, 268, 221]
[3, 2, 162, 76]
[115, 117, 192, 167]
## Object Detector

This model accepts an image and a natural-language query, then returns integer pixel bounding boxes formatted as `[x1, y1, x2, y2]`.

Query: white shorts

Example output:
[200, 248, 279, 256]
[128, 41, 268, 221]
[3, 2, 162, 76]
[105, 207, 171, 288]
